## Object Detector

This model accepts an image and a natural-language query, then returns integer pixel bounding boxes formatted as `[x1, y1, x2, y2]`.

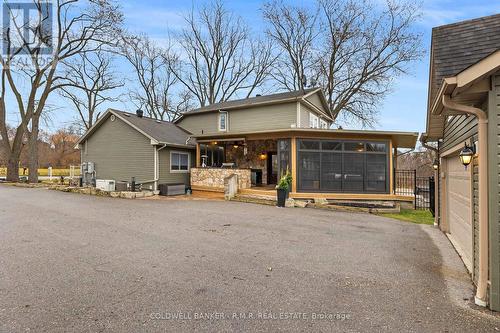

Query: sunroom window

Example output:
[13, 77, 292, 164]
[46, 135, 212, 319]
[297, 140, 389, 193]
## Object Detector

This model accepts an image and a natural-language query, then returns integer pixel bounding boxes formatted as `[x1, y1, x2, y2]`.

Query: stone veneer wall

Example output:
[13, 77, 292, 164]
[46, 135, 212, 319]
[191, 168, 251, 190]
[224, 140, 277, 185]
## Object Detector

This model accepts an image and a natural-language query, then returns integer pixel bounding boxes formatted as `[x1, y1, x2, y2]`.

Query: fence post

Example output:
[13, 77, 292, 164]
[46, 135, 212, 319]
[429, 176, 435, 217]
[393, 168, 396, 194]
[414, 169, 417, 210]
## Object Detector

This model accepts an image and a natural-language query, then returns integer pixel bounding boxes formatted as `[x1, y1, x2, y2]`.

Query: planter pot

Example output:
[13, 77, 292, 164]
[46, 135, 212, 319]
[277, 188, 287, 207]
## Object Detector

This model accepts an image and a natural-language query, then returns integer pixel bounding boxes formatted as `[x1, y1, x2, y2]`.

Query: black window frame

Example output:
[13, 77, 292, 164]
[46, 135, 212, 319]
[297, 139, 390, 194]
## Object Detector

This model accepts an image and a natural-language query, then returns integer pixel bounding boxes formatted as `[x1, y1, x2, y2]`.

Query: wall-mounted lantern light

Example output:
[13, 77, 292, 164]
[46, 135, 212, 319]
[432, 159, 439, 170]
[459, 143, 474, 169]
[259, 152, 267, 160]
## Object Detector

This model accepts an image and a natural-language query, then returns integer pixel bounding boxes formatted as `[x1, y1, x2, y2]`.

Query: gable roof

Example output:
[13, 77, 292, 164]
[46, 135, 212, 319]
[426, 14, 500, 139]
[76, 109, 195, 148]
[176, 87, 332, 121]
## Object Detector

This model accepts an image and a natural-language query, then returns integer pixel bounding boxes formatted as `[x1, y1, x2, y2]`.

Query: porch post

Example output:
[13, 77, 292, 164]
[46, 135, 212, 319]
[196, 143, 201, 167]
[291, 137, 297, 193]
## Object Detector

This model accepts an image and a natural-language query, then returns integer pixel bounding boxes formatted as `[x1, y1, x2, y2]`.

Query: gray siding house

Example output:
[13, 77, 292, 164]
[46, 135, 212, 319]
[422, 14, 500, 311]
[77, 109, 195, 191]
[77, 88, 417, 198]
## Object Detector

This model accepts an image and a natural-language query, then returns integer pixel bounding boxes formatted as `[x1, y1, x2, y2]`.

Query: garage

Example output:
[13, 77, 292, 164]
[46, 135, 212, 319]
[444, 155, 473, 271]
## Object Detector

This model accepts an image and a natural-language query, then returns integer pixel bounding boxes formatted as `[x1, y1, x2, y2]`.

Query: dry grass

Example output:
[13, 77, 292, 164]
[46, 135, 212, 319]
[0, 168, 80, 177]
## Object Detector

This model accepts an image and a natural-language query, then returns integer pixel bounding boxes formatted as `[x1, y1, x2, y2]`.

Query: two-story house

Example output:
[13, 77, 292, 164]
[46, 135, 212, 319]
[77, 88, 417, 201]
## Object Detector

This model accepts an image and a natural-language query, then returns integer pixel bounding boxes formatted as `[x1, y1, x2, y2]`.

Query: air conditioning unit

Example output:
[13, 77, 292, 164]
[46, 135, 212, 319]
[96, 179, 116, 192]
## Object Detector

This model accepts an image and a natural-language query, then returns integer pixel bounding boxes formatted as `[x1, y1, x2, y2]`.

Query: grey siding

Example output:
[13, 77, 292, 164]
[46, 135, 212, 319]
[177, 112, 218, 136]
[158, 147, 195, 185]
[440, 115, 478, 152]
[299, 103, 331, 128]
[488, 73, 500, 311]
[177, 102, 298, 135]
[305, 93, 323, 110]
[83, 115, 155, 185]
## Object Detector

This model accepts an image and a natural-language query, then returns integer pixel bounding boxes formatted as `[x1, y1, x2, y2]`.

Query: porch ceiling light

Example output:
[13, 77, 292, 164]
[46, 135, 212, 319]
[459, 143, 474, 168]
[432, 159, 439, 170]
[259, 153, 267, 160]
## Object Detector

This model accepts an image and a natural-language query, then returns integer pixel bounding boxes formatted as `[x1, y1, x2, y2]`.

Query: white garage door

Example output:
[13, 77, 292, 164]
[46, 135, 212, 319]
[445, 156, 473, 271]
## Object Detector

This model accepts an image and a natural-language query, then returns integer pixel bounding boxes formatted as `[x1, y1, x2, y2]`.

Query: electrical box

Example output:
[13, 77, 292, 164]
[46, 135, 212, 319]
[96, 179, 116, 192]
[87, 162, 95, 173]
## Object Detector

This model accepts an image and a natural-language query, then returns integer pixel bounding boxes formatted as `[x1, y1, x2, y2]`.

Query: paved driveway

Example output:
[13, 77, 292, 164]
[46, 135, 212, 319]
[0, 186, 498, 332]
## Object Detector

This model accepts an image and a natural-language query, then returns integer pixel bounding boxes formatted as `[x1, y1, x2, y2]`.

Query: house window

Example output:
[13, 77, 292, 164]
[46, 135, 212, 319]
[170, 151, 190, 172]
[320, 119, 328, 129]
[219, 111, 228, 131]
[297, 140, 389, 193]
[309, 112, 319, 128]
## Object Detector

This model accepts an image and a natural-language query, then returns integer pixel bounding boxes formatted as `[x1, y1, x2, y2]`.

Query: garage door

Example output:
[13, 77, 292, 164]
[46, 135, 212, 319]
[445, 156, 473, 271]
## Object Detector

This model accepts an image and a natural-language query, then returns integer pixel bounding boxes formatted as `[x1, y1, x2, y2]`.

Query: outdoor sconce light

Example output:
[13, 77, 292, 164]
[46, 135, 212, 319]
[432, 159, 439, 170]
[459, 143, 474, 169]
[233, 144, 239, 149]
[259, 153, 267, 160]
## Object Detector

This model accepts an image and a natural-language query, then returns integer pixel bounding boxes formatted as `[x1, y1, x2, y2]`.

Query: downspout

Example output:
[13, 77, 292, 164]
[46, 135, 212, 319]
[442, 95, 489, 307]
[154, 144, 168, 192]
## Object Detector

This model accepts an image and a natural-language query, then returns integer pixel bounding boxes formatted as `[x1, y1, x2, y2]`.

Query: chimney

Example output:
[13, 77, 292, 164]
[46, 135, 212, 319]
[136, 109, 143, 118]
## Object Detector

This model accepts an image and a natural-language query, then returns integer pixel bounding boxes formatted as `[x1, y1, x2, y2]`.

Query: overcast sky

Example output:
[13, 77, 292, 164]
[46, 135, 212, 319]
[6, 0, 500, 134]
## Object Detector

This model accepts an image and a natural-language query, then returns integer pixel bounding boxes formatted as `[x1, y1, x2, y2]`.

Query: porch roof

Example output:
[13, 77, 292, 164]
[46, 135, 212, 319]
[192, 128, 418, 148]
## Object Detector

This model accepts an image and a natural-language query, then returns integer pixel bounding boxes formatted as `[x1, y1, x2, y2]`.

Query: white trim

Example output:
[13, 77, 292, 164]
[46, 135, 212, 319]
[218, 111, 228, 132]
[170, 150, 190, 173]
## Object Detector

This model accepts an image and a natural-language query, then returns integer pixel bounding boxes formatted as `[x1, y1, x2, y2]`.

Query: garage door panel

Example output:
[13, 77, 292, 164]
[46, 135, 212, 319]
[445, 156, 473, 271]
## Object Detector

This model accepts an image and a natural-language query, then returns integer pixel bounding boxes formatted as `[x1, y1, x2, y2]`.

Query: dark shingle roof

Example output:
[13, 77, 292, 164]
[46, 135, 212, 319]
[110, 110, 194, 147]
[428, 14, 500, 107]
[182, 88, 319, 115]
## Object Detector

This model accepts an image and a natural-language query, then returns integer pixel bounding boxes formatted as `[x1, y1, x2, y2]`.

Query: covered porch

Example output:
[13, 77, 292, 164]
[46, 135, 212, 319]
[190, 129, 418, 201]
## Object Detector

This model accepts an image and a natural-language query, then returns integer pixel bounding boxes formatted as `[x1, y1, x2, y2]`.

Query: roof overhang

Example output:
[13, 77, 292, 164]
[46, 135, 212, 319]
[425, 50, 500, 141]
[191, 128, 418, 149]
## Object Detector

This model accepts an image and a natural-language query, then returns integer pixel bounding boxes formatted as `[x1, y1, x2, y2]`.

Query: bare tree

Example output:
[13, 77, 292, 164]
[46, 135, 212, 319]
[263, 0, 423, 127]
[170, 0, 276, 107]
[120, 35, 191, 121]
[0, 0, 122, 182]
[59, 50, 124, 130]
[262, 1, 319, 91]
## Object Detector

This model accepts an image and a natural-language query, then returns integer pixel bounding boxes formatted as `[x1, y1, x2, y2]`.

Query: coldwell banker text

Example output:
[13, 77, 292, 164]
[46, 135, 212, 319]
[149, 311, 351, 321]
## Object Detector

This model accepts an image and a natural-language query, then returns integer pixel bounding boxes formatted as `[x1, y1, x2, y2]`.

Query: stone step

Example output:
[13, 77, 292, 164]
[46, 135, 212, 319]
[233, 194, 277, 206]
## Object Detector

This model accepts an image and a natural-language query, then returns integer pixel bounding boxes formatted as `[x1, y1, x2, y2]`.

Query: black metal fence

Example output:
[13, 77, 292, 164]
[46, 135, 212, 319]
[394, 170, 435, 214]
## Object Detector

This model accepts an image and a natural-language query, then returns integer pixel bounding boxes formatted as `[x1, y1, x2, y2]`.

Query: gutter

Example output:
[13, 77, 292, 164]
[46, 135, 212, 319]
[442, 94, 489, 307]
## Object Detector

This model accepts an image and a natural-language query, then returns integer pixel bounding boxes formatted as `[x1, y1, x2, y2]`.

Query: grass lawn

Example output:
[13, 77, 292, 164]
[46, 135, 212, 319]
[379, 209, 435, 225]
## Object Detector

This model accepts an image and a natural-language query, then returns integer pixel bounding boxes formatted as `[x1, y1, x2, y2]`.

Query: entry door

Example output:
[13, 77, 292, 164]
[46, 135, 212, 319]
[445, 156, 473, 271]
[267, 152, 278, 184]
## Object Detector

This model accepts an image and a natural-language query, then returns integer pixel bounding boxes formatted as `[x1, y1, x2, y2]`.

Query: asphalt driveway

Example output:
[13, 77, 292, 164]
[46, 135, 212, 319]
[0, 185, 498, 332]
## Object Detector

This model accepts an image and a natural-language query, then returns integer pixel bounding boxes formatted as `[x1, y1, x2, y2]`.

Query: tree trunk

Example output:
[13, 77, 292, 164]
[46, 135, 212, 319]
[27, 129, 39, 184]
[6, 153, 20, 182]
